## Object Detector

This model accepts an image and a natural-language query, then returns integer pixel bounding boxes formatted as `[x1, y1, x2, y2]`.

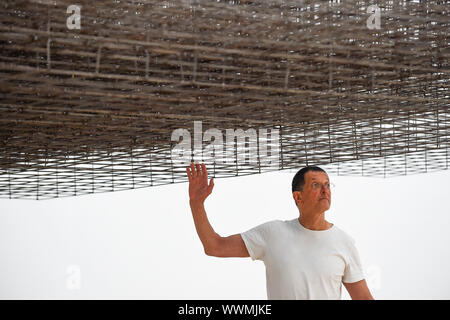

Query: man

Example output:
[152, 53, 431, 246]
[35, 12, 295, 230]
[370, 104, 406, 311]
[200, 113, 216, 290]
[186, 161, 374, 300]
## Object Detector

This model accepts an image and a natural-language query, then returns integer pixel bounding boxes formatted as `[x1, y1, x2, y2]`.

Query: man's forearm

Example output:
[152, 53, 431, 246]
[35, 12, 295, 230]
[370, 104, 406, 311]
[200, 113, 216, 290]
[189, 200, 221, 253]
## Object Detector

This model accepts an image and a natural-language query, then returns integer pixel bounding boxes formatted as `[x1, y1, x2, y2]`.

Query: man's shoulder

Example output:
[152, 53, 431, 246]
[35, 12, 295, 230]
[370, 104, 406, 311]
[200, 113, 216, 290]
[243, 218, 292, 234]
[268, 218, 298, 229]
[254, 218, 286, 230]
[332, 225, 357, 245]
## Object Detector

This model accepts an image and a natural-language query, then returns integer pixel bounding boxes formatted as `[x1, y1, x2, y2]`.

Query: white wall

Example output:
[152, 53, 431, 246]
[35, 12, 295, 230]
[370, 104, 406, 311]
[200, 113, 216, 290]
[0, 169, 449, 299]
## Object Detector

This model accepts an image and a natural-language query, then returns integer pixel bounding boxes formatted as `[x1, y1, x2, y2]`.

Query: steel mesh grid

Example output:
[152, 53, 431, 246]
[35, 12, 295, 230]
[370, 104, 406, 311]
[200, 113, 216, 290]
[0, 0, 448, 199]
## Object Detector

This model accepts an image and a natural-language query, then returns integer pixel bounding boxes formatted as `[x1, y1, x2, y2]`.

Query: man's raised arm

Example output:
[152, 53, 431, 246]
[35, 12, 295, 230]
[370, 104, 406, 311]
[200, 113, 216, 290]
[187, 162, 249, 258]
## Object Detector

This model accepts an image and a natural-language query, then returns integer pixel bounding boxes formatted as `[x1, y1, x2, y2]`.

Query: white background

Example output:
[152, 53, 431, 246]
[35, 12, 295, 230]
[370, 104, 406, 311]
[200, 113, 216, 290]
[0, 168, 449, 299]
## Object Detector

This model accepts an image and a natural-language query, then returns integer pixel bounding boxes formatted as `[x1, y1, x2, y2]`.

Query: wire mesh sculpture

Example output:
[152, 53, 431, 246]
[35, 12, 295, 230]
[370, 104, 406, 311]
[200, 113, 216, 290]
[0, 0, 448, 199]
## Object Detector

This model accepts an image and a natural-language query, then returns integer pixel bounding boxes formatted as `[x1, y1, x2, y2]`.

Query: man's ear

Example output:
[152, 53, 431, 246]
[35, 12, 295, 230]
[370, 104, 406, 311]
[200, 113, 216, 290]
[293, 191, 302, 205]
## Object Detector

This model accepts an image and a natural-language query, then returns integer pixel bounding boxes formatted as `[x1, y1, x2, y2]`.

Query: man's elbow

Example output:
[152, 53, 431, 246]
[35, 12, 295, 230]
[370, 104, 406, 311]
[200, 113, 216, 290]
[203, 237, 222, 257]
[204, 246, 216, 256]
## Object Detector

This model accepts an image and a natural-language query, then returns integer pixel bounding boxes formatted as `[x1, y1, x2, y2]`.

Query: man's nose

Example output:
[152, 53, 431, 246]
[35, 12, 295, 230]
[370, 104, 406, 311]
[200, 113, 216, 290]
[321, 187, 330, 194]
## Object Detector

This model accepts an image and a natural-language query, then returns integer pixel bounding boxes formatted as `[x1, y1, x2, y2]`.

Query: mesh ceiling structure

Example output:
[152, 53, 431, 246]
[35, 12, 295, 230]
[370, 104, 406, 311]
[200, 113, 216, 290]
[0, 0, 449, 200]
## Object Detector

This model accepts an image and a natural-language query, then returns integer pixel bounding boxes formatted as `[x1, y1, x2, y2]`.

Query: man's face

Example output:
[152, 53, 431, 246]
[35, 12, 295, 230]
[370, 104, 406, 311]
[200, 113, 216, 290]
[295, 171, 331, 214]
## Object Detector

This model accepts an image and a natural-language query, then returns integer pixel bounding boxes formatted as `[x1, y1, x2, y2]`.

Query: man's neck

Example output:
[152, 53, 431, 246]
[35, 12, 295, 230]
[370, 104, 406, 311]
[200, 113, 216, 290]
[298, 212, 332, 231]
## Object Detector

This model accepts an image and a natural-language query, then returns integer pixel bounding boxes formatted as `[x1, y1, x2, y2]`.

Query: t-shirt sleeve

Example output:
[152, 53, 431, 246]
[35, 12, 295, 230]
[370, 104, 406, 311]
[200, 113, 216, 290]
[240, 220, 275, 261]
[342, 238, 365, 283]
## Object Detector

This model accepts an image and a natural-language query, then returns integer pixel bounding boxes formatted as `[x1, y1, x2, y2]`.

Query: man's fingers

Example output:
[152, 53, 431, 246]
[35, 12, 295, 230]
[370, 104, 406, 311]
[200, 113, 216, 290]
[201, 163, 208, 182]
[188, 161, 209, 182]
[195, 162, 201, 177]
[190, 162, 197, 177]
[207, 178, 214, 194]
[186, 167, 193, 182]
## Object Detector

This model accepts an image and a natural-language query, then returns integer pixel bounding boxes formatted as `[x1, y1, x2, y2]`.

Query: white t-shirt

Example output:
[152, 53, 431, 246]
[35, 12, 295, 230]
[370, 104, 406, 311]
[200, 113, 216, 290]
[241, 218, 365, 300]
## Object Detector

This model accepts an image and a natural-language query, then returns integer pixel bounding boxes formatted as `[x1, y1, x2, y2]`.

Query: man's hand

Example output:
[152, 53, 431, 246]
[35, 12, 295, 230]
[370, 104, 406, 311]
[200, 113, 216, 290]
[186, 161, 214, 204]
[186, 161, 249, 258]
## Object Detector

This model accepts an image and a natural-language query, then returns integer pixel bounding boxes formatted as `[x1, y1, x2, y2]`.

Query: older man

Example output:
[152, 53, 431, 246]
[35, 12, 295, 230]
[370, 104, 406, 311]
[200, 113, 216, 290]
[186, 162, 374, 300]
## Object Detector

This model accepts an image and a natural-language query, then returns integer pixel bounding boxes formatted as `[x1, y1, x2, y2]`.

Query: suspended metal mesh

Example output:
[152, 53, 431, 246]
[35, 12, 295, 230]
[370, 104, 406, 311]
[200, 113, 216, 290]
[0, 0, 448, 199]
